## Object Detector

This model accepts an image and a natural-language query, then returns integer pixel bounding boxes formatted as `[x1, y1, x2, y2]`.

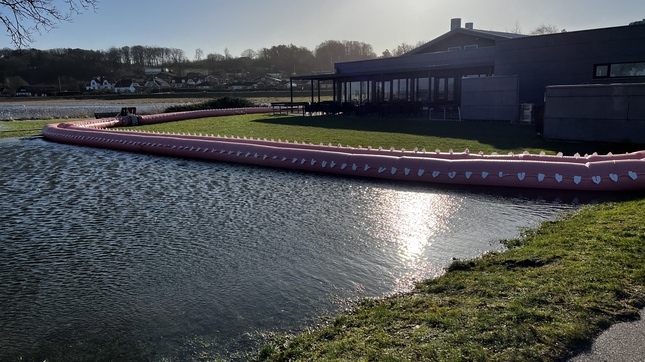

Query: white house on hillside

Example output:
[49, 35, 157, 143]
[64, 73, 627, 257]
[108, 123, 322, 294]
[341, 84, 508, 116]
[113, 79, 143, 93]
[144, 77, 171, 91]
[171, 77, 198, 88]
[86, 77, 114, 91]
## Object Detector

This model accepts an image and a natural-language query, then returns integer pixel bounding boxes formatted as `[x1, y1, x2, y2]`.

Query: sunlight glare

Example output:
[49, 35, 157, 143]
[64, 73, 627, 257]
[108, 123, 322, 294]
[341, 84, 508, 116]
[369, 188, 461, 263]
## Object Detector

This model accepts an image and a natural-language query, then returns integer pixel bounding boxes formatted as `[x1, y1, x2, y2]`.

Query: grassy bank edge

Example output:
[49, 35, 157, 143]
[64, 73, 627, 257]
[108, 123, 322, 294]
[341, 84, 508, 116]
[257, 199, 645, 361]
[0, 119, 70, 139]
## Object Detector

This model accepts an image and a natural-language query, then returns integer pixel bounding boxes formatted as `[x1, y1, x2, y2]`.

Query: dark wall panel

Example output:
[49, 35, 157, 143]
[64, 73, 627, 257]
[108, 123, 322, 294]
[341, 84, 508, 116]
[461, 76, 519, 121]
[495, 25, 645, 104]
[544, 83, 645, 143]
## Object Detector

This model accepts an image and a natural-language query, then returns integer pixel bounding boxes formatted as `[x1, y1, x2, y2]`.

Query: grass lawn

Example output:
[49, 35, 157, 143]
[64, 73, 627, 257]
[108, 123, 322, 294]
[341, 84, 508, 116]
[119, 113, 641, 156]
[259, 198, 645, 361]
[0, 119, 65, 139]
[10, 113, 645, 361]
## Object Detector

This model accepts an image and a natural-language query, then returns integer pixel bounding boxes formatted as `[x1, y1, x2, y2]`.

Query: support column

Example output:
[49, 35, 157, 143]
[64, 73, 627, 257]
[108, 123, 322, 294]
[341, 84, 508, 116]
[317, 80, 321, 103]
[333, 79, 337, 103]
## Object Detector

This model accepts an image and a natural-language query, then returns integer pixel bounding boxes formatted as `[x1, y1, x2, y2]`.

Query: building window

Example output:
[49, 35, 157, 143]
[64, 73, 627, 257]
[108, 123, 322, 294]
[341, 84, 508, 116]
[383, 81, 391, 102]
[393, 79, 408, 100]
[447, 78, 455, 102]
[435, 77, 455, 102]
[437, 78, 446, 100]
[595, 64, 610, 78]
[463, 45, 478, 50]
[462, 74, 486, 78]
[611, 62, 645, 77]
[594, 62, 645, 78]
[448, 46, 461, 52]
[417, 78, 430, 102]
[430, 77, 435, 102]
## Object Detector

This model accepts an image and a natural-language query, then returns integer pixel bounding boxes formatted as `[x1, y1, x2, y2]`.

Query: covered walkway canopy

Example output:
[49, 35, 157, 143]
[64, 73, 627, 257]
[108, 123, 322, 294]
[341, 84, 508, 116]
[289, 46, 496, 117]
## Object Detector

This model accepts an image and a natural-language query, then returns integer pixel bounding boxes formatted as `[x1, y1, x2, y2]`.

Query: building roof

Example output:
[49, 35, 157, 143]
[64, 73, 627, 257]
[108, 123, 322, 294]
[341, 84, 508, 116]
[465, 28, 527, 40]
[405, 27, 526, 56]
[291, 23, 525, 82]
[114, 79, 140, 88]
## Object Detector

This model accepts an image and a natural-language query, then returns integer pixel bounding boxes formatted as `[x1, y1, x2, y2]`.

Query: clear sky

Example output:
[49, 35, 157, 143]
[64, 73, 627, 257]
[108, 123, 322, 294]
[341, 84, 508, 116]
[5, 0, 644, 57]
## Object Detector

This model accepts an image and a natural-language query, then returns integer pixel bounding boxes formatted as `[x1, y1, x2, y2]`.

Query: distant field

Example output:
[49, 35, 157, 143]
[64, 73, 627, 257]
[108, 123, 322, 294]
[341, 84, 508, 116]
[0, 93, 331, 121]
[0, 91, 332, 107]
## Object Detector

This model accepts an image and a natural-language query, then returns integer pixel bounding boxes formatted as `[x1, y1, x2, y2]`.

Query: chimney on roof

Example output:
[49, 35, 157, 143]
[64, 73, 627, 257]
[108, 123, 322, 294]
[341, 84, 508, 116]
[451, 18, 462, 30]
[465, 22, 474, 29]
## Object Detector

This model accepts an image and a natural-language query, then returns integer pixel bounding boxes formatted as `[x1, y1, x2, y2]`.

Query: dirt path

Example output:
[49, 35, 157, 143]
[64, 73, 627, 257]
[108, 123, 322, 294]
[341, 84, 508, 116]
[569, 308, 645, 361]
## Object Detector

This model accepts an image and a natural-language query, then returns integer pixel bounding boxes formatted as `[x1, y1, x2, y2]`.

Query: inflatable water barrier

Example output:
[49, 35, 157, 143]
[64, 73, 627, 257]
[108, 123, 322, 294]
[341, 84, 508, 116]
[42, 107, 645, 191]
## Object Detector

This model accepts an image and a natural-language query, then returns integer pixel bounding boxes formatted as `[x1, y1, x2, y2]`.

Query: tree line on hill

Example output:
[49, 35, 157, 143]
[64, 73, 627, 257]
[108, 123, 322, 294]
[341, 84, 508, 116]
[0, 39, 419, 94]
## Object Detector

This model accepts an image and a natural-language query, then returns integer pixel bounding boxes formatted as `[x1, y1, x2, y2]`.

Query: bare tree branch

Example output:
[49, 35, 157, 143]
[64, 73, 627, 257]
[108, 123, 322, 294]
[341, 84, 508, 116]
[0, 0, 98, 48]
[529, 24, 560, 35]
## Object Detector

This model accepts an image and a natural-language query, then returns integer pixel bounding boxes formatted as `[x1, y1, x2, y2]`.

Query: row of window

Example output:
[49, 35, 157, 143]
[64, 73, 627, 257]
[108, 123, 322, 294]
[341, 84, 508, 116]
[594, 62, 645, 78]
[342, 77, 457, 103]
[448, 45, 479, 52]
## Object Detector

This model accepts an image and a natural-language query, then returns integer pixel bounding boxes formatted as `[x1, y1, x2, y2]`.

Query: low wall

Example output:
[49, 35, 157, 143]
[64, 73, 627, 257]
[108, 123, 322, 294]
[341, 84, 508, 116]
[460, 76, 519, 122]
[543, 83, 645, 143]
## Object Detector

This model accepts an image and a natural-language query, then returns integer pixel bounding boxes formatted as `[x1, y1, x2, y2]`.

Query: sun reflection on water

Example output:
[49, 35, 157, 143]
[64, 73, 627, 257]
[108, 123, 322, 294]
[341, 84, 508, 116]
[368, 188, 463, 263]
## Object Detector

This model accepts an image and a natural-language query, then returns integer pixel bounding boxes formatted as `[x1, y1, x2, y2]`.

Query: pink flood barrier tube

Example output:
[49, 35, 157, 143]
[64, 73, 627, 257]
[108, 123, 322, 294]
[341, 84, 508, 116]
[42, 107, 645, 191]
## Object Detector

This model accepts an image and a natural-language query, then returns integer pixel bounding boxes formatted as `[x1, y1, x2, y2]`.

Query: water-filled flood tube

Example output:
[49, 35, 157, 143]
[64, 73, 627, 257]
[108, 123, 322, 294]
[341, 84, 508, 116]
[42, 108, 645, 191]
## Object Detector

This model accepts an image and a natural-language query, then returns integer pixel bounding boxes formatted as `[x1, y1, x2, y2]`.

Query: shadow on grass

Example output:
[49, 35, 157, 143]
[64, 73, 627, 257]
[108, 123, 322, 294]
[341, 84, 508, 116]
[254, 115, 644, 155]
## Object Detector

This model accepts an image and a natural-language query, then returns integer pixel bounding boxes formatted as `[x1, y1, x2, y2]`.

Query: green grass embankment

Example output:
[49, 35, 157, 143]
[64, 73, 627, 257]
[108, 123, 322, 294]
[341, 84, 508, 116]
[258, 199, 645, 361]
[0, 119, 62, 139]
[119, 113, 639, 156]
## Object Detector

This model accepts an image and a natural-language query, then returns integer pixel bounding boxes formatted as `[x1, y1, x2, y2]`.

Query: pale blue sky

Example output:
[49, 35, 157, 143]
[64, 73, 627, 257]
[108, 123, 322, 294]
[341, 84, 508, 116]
[5, 0, 644, 57]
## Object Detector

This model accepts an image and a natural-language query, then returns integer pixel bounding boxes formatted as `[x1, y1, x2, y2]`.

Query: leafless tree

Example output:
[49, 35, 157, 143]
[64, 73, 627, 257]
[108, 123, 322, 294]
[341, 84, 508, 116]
[120, 45, 131, 65]
[314, 40, 375, 70]
[169, 48, 185, 64]
[194, 48, 203, 62]
[530, 24, 560, 35]
[207, 52, 225, 62]
[392, 43, 415, 57]
[206, 52, 225, 74]
[1, 0, 98, 48]
[131, 45, 145, 66]
[508, 20, 523, 34]
[240, 48, 257, 59]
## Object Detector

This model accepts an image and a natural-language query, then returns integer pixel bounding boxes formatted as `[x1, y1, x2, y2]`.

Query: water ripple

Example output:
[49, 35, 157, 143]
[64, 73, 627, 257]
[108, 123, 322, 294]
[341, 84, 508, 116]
[0, 137, 594, 360]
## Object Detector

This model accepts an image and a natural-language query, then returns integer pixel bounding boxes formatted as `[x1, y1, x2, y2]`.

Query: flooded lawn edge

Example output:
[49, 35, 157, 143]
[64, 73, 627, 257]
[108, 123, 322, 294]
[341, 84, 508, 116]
[258, 198, 645, 361]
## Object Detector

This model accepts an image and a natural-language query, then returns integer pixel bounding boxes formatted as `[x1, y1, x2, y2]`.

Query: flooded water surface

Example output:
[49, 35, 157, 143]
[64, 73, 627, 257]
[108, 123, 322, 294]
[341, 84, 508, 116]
[0, 137, 588, 360]
[0, 102, 180, 120]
